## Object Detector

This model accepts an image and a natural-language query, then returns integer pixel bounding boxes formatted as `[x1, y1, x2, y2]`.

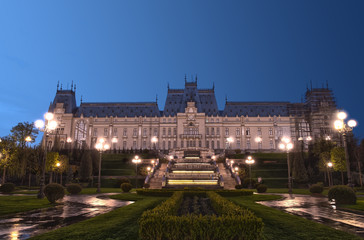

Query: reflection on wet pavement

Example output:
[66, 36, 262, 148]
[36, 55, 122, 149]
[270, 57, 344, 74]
[0, 194, 133, 240]
[258, 194, 364, 237]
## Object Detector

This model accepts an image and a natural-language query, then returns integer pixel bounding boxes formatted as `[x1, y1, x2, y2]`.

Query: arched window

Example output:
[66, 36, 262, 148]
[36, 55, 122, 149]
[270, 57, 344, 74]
[75, 120, 87, 145]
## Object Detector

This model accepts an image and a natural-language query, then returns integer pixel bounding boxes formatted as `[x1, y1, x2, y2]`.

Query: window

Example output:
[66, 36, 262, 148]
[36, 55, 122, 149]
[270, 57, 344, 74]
[168, 128, 171, 136]
[211, 140, 215, 149]
[247, 139, 251, 149]
[173, 128, 177, 136]
[206, 141, 209, 148]
[246, 128, 250, 136]
[217, 128, 220, 135]
[199, 140, 202, 148]
[269, 128, 273, 136]
[123, 141, 127, 149]
[217, 140, 220, 149]
[237, 140, 241, 149]
[143, 140, 146, 149]
[173, 141, 177, 148]
[163, 141, 166, 149]
[133, 141, 137, 149]
[206, 127, 209, 135]
[211, 128, 215, 135]
[75, 120, 88, 143]
[278, 128, 283, 136]
[258, 141, 262, 149]
[113, 128, 118, 136]
[123, 128, 127, 136]
[181, 140, 184, 148]
[257, 128, 262, 136]
[236, 128, 240, 136]
[154, 128, 158, 136]
[133, 128, 137, 136]
[270, 139, 274, 149]
[225, 128, 229, 136]
[143, 128, 147, 137]
[163, 128, 166, 136]
[168, 141, 171, 149]
[104, 128, 108, 137]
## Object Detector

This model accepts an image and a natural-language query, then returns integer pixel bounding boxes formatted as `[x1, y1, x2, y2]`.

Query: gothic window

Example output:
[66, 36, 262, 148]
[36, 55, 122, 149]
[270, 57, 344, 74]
[247, 139, 251, 149]
[93, 128, 98, 137]
[236, 128, 240, 136]
[163, 128, 166, 136]
[211, 128, 215, 135]
[154, 128, 158, 136]
[173, 128, 177, 135]
[217, 127, 220, 135]
[104, 128, 108, 137]
[225, 128, 229, 136]
[270, 139, 274, 149]
[168, 128, 171, 136]
[246, 128, 250, 136]
[123, 141, 127, 149]
[133, 128, 137, 136]
[206, 127, 209, 135]
[237, 140, 241, 149]
[123, 128, 127, 136]
[143, 128, 147, 136]
[75, 120, 87, 144]
[173, 141, 177, 148]
[269, 128, 273, 136]
[143, 141, 147, 149]
[133, 141, 137, 149]
[211, 140, 215, 149]
[113, 128, 118, 136]
[168, 141, 171, 149]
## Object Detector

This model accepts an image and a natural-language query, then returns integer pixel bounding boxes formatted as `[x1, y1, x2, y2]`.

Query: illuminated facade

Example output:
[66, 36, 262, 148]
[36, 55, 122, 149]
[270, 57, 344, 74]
[47, 79, 337, 152]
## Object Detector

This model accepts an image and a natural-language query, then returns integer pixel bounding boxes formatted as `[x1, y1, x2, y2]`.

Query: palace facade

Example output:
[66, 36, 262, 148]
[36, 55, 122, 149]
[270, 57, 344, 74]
[47, 79, 338, 152]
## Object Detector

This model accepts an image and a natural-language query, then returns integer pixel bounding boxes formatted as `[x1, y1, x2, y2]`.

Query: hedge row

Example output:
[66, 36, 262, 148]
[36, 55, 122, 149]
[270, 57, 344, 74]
[136, 189, 254, 197]
[139, 191, 263, 240]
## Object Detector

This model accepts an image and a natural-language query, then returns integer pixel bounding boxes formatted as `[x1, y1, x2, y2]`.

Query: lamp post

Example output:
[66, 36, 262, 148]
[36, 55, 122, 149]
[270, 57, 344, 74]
[279, 137, 294, 194]
[334, 111, 357, 187]
[95, 138, 110, 193]
[25, 136, 32, 189]
[132, 155, 141, 188]
[55, 162, 61, 184]
[245, 156, 255, 189]
[34, 112, 58, 199]
[327, 162, 333, 187]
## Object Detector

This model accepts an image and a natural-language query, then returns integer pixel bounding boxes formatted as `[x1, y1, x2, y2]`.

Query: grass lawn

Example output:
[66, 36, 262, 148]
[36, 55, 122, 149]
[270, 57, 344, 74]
[342, 197, 364, 212]
[266, 188, 329, 196]
[76, 187, 125, 195]
[227, 194, 361, 240]
[30, 194, 167, 240]
[0, 196, 52, 216]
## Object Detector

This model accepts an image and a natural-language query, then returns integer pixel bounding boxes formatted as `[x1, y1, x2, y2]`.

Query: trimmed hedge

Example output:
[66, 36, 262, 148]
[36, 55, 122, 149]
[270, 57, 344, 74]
[139, 191, 263, 240]
[66, 184, 82, 195]
[309, 184, 323, 194]
[328, 185, 356, 205]
[136, 189, 254, 197]
[44, 183, 65, 203]
[0, 183, 15, 193]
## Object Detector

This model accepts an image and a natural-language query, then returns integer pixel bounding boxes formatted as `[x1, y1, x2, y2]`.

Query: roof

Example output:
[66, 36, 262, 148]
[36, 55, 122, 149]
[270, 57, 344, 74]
[222, 102, 290, 117]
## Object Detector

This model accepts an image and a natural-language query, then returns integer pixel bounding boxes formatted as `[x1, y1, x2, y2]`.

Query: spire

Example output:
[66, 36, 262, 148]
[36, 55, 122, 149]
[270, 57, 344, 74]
[326, 80, 329, 89]
[195, 74, 198, 84]
[184, 74, 187, 83]
[310, 80, 312, 90]
[167, 82, 170, 90]
[74, 84, 76, 92]
[156, 94, 158, 103]
[57, 81, 59, 91]
[225, 95, 228, 103]
[60, 83, 63, 90]
[212, 82, 215, 90]
[71, 80, 73, 91]
[80, 95, 83, 104]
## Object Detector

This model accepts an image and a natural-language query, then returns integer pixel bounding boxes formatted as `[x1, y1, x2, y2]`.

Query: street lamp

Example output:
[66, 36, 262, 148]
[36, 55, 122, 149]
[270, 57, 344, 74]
[132, 155, 141, 188]
[334, 111, 357, 186]
[327, 162, 333, 187]
[279, 137, 294, 194]
[34, 112, 58, 199]
[95, 138, 110, 193]
[245, 156, 255, 189]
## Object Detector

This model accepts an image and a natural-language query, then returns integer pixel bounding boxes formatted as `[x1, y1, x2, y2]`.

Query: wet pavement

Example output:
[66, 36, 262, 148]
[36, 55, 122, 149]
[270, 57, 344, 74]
[0, 194, 133, 240]
[258, 194, 364, 237]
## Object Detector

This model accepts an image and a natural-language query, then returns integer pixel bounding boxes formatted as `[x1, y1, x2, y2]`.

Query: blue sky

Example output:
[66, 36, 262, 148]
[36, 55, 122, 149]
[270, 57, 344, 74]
[0, 1, 363, 142]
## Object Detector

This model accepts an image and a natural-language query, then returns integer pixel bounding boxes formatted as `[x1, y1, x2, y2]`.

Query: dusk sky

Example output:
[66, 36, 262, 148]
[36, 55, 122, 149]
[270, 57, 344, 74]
[0, 1, 363, 142]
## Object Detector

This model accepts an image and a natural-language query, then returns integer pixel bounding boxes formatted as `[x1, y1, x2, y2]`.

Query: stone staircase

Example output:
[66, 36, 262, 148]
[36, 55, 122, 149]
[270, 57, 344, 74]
[218, 163, 237, 190]
[149, 163, 167, 189]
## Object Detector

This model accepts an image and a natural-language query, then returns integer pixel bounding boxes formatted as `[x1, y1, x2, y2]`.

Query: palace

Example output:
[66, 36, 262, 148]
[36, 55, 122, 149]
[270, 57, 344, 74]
[47, 78, 338, 152]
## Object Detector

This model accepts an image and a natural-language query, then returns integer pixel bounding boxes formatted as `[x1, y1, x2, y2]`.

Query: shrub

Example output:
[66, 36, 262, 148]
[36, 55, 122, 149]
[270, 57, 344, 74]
[235, 184, 243, 189]
[115, 177, 131, 187]
[0, 183, 15, 193]
[256, 184, 267, 193]
[242, 178, 256, 188]
[121, 183, 133, 192]
[143, 183, 150, 189]
[309, 184, 323, 194]
[139, 191, 263, 240]
[328, 185, 356, 205]
[66, 184, 82, 195]
[44, 183, 65, 203]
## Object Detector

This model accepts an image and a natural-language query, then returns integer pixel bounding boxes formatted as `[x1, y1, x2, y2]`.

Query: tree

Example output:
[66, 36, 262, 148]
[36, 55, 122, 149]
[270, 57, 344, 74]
[80, 150, 93, 181]
[0, 136, 17, 183]
[10, 122, 38, 148]
[46, 152, 59, 183]
[331, 147, 346, 184]
[292, 149, 308, 184]
[319, 152, 331, 185]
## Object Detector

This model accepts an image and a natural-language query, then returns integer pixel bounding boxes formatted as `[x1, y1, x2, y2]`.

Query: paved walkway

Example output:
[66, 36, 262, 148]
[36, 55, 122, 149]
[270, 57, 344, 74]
[258, 194, 364, 237]
[218, 163, 236, 189]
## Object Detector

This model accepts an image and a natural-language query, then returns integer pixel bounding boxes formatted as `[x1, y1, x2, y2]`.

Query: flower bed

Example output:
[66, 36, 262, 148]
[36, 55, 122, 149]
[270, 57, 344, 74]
[139, 191, 263, 240]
